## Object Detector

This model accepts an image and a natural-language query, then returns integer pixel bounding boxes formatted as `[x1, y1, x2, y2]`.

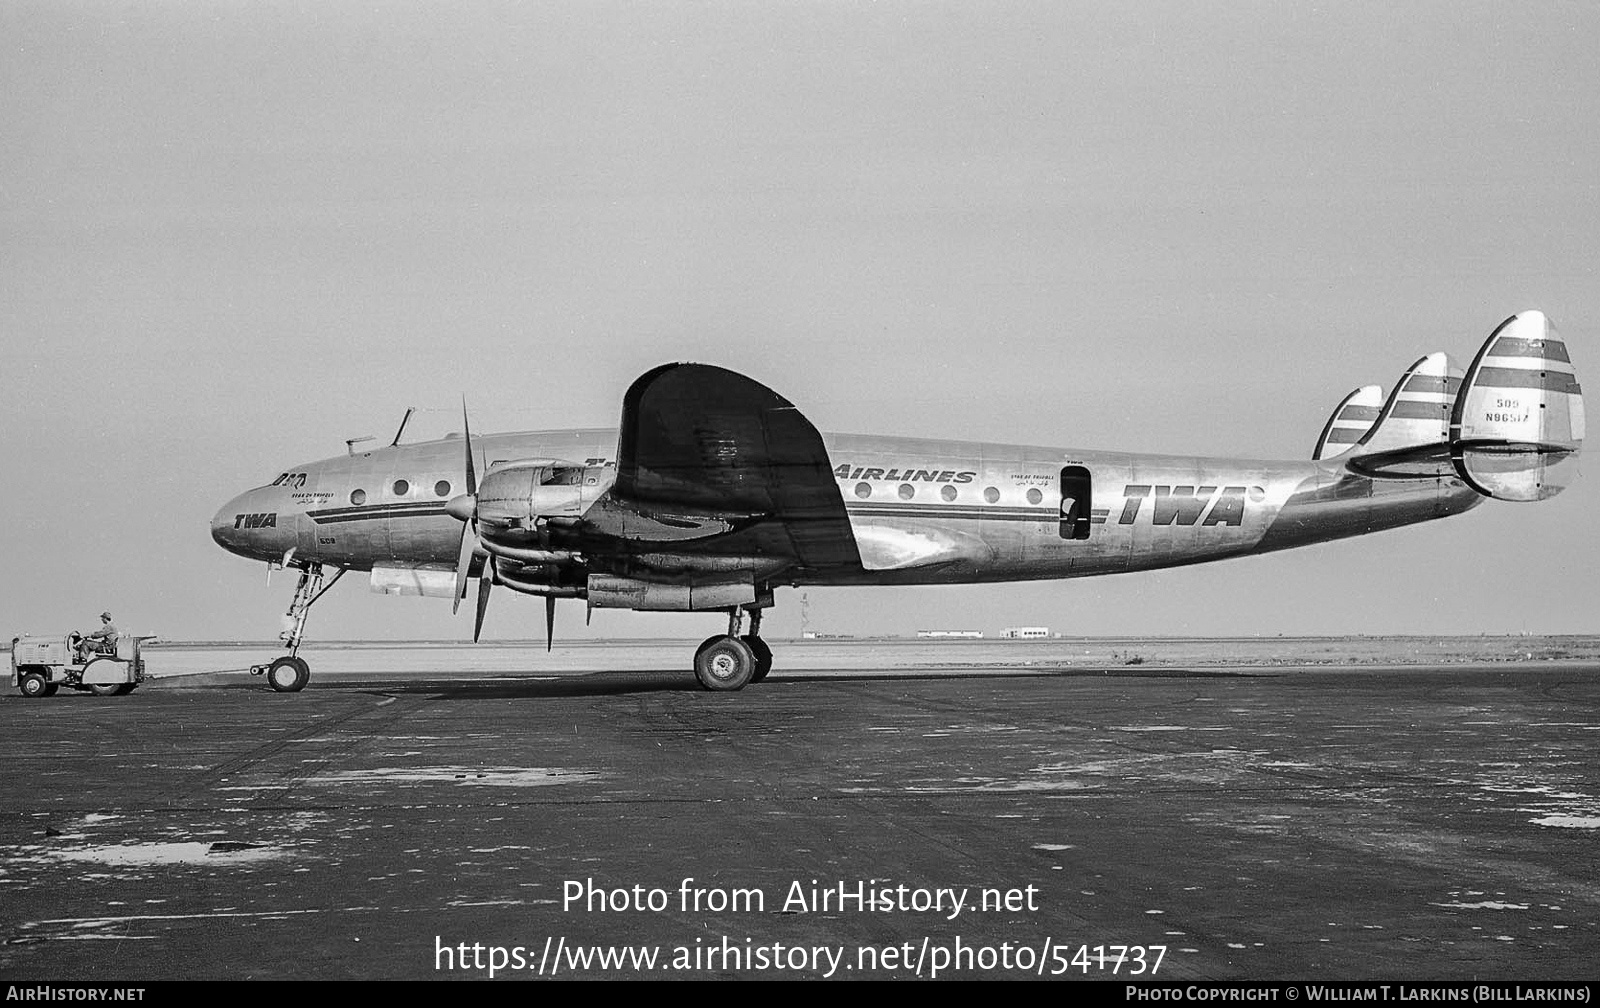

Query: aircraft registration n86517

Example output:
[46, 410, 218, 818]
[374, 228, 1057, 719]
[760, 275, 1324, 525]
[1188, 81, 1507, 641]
[211, 311, 1583, 694]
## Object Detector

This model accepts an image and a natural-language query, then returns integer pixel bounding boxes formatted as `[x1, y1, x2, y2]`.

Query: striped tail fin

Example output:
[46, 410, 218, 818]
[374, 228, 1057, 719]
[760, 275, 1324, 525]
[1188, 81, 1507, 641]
[1313, 385, 1384, 460]
[1450, 310, 1584, 501]
[1338, 353, 1461, 479]
[1353, 352, 1460, 455]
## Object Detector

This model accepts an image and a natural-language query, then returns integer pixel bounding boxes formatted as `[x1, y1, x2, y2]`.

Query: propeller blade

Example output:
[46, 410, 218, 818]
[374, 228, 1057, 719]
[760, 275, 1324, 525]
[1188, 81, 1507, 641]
[453, 395, 483, 628]
[545, 596, 556, 652]
[461, 395, 477, 496]
[451, 526, 474, 615]
[473, 563, 492, 643]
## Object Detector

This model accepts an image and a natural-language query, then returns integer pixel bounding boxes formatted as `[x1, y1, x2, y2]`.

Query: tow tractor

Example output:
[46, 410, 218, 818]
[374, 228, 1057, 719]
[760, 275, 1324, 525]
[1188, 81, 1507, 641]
[9, 633, 155, 698]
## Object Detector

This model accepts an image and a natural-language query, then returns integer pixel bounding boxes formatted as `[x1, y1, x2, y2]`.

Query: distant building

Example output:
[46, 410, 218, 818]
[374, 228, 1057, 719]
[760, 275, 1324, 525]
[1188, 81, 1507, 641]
[1001, 627, 1051, 639]
[916, 630, 984, 639]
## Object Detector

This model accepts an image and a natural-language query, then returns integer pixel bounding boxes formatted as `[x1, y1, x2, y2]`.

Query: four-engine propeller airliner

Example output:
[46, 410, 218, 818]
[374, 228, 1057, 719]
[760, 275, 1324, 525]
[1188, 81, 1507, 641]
[211, 311, 1583, 693]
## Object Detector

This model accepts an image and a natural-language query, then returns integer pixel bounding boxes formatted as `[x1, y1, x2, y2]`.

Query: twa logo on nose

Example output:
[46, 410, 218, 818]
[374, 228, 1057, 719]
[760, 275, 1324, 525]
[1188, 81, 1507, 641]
[233, 512, 278, 529]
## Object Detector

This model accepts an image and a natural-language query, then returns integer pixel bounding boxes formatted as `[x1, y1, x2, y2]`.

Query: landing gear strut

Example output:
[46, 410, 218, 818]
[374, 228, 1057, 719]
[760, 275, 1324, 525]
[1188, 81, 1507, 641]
[252, 564, 344, 693]
[692, 606, 773, 692]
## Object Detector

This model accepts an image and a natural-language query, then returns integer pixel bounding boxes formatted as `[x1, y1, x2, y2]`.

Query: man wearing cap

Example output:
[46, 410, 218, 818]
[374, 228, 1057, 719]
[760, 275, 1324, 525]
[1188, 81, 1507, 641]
[80, 611, 119, 660]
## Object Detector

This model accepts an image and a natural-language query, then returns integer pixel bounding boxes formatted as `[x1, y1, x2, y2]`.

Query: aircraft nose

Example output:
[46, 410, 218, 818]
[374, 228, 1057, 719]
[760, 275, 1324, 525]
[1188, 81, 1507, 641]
[211, 488, 289, 561]
[211, 492, 251, 555]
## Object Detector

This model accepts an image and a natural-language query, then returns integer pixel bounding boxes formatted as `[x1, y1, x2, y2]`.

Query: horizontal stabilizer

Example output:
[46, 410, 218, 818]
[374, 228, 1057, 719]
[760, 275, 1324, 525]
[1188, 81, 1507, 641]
[1313, 385, 1384, 460]
[1342, 441, 1455, 480]
[1449, 311, 1584, 501]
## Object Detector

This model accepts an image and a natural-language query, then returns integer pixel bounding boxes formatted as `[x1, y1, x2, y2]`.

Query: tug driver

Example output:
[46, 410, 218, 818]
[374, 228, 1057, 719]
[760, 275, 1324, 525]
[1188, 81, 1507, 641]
[79, 611, 119, 661]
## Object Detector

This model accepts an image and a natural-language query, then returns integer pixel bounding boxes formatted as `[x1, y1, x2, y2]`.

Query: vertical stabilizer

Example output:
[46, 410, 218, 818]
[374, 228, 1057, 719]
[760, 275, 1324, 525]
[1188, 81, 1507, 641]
[1450, 310, 1584, 501]
[1354, 353, 1459, 454]
[1313, 385, 1384, 460]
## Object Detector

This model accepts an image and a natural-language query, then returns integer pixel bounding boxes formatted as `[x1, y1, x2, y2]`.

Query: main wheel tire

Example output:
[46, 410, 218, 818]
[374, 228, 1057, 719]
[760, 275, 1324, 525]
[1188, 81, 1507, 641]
[694, 635, 723, 660]
[694, 636, 756, 692]
[267, 656, 310, 693]
[19, 672, 49, 698]
[742, 635, 773, 683]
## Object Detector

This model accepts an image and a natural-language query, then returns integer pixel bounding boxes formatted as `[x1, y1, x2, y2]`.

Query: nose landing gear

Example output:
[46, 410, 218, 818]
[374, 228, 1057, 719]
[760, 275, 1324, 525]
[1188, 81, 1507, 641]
[251, 564, 344, 693]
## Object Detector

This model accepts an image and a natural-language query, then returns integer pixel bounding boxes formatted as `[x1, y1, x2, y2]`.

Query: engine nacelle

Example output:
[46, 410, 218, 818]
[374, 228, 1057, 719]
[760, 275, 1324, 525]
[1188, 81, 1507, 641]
[476, 460, 607, 532]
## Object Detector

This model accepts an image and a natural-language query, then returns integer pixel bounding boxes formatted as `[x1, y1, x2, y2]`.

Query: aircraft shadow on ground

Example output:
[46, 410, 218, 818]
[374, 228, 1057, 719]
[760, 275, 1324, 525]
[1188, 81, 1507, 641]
[214, 666, 1264, 700]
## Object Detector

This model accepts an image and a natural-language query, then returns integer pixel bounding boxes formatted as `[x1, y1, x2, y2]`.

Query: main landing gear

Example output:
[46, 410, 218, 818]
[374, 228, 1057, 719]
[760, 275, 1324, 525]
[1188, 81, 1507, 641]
[252, 564, 344, 693]
[692, 606, 773, 692]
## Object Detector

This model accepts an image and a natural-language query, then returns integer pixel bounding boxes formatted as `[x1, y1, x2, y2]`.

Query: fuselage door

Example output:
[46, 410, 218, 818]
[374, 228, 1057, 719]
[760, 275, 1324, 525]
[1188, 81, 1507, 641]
[1059, 465, 1092, 540]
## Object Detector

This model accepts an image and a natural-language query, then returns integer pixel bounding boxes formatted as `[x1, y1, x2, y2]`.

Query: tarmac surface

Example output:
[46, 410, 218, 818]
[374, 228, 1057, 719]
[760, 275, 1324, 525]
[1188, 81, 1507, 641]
[2, 638, 1598, 981]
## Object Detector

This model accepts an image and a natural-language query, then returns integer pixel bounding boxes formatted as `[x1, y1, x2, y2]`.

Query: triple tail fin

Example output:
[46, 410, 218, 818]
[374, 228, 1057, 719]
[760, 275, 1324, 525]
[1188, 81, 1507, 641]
[1340, 353, 1460, 478]
[1450, 310, 1584, 500]
[1312, 385, 1384, 460]
[1338, 311, 1584, 499]
[1355, 352, 1460, 454]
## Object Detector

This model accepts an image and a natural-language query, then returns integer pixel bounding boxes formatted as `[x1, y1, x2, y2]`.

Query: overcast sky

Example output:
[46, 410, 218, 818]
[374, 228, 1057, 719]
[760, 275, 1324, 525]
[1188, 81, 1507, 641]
[3, 2, 1596, 643]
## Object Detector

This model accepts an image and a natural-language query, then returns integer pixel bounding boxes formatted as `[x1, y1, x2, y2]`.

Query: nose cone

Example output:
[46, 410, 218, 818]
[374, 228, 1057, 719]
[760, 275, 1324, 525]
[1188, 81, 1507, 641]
[211, 492, 253, 557]
[211, 488, 294, 561]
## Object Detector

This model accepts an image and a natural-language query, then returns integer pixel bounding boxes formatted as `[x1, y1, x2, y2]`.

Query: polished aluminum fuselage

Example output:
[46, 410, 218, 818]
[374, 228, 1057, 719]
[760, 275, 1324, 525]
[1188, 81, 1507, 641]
[210, 429, 1482, 586]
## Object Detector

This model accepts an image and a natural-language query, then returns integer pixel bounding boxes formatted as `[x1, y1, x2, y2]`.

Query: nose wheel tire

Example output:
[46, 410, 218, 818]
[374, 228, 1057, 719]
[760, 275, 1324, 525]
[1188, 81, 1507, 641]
[741, 635, 773, 683]
[267, 656, 311, 693]
[694, 636, 757, 692]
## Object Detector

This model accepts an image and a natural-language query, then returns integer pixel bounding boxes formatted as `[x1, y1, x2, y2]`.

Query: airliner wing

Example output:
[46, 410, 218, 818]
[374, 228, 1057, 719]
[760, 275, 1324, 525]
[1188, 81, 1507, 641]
[585, 363, 862, 575]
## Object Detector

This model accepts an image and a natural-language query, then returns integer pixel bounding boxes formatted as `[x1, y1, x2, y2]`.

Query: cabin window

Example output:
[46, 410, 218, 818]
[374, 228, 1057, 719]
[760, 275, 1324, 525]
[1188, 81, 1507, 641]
[1026, 488, 1043, 505]
[435, 480, 452, 497]
[941, 485, 957, 502]
[984, 486, 1000, 503]
[392, 479, 410, 496]
[855, 482, 871, 498]
[898, 484, 915, 500]
[350, 489, 366, 505]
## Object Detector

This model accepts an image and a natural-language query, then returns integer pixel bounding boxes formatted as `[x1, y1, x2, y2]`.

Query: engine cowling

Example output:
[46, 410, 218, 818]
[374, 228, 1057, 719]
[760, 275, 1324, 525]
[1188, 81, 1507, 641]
[474, 461, 598, 536]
